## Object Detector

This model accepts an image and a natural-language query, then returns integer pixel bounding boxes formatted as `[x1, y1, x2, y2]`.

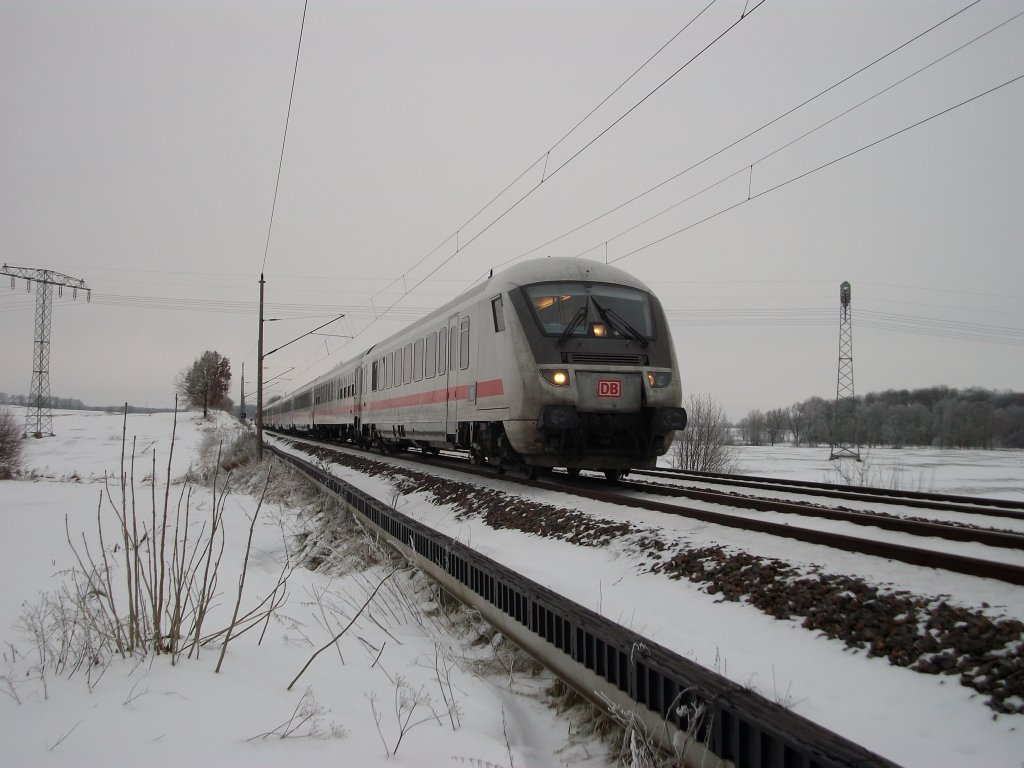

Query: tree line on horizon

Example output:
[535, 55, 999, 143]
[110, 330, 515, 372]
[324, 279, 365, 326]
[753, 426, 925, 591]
[2, 350, 235, 418]
[0, 393, 175, 414]
[737, 386, 1024, 449]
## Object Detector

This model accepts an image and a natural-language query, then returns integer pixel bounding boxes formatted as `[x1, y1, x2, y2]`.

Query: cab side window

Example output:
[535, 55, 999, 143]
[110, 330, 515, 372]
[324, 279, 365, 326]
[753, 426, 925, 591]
[491, 295, 505, 332]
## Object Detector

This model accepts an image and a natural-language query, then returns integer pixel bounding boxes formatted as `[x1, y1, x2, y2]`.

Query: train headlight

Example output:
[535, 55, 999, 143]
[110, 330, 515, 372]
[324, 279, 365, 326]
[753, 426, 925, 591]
[591, 323, 607, 337]
[541, 369, 571, 386]
[646, 370, 672, 388]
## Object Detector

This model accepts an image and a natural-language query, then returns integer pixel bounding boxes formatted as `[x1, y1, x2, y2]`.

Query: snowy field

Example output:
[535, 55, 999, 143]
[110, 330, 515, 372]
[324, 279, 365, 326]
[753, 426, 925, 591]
[2, 407, 1023, 767]
[0, 408, 605, 768]
[727, 444, 1024, 502]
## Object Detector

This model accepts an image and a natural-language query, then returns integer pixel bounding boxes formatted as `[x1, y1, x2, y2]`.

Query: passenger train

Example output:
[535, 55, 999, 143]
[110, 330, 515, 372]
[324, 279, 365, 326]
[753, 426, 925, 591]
[263, 257, 686, 479]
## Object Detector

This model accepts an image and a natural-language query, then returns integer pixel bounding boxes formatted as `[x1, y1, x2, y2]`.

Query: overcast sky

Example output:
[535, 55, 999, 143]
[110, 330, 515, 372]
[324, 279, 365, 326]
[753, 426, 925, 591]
[3, 0, 1022, 420]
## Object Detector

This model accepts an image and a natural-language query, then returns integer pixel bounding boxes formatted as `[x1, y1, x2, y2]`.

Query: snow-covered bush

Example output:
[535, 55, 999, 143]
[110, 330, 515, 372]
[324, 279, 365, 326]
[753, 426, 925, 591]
[0, 408, 23, 479]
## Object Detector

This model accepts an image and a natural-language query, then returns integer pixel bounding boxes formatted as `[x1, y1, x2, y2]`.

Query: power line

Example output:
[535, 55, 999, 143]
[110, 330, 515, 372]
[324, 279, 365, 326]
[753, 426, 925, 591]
[261, 0, 308, 274]
[491, 0, 986, 273]
[661, 304, 1024, 345]
[585, 5, 1023, 260]
[543, 0, 766, 185]
[609, 71, 1024, 264]
[323, 0, 758, 362]
[46, 292, 434, 321]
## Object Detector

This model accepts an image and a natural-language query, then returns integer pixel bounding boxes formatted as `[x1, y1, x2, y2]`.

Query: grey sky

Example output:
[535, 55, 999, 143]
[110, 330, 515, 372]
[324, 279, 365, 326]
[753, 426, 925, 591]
[2, 0, 1022, 420]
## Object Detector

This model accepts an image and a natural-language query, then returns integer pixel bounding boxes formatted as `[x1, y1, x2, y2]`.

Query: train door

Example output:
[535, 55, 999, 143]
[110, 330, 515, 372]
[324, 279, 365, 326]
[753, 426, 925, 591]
[354, 365, 364, 435]
[445, 313, 459, 439]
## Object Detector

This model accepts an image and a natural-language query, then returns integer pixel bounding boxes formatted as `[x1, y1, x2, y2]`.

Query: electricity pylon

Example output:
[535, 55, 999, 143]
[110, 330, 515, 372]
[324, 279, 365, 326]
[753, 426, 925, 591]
[1, 265, 90, 437]
[829, 280, 860, 460]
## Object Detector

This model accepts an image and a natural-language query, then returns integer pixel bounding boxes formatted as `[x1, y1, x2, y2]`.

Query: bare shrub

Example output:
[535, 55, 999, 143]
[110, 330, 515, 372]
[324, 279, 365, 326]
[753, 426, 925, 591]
[249, 686, 348, 741]
[17, 406, 291, 687]
[671, 393, 739, 473]
[0, 408, 23, 479]
[826, 450, 931, 491]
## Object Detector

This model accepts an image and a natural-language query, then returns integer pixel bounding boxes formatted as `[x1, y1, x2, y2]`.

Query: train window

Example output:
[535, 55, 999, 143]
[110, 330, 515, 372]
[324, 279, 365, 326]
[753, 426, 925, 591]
[459, 317, 470, 370]
[425, 333, 437, 378]
[404, 343, 413, 384]
[371, 361, 379, 392]
[394, 349, 403, 386]
[523, 281, 654, 338]
[491, 295, 505, 332]
[449, 322, 458, 374]
[413, 339, 424, 381]
[438, 327, 447, 375]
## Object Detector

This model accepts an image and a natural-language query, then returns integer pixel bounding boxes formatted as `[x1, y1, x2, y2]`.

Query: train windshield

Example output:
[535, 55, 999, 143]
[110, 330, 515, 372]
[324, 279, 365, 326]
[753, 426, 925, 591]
[523, 282, 653, 338]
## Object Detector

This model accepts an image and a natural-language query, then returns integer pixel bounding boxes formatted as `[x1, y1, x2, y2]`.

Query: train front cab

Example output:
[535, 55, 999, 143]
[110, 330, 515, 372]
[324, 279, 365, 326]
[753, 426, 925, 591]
[503, 277, 686, 472]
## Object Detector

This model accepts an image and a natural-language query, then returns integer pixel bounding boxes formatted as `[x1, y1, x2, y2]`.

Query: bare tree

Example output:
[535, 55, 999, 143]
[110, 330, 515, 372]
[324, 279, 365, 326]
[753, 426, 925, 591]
[179, 351, 232, 418]
[738, 409, 765, 446]
[670, 393, 738, 473]
[764, 408, 789, 445]
[0, 408, 24, 478]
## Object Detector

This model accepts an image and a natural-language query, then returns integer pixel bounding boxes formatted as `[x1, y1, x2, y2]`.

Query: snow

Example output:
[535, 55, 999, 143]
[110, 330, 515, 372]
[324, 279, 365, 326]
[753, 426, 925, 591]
[2, 408, 1023, 767]
[727, 444, 1024, 502]
[1, 408, 605, 768]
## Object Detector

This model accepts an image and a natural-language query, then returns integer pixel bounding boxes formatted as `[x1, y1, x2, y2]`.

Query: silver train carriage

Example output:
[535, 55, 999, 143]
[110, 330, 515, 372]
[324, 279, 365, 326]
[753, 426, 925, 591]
[263, 257, 687, 479]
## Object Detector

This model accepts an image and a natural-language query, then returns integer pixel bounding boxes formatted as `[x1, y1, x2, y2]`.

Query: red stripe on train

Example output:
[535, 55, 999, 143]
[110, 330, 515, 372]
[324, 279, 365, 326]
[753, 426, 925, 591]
[295, 378, 505, 419]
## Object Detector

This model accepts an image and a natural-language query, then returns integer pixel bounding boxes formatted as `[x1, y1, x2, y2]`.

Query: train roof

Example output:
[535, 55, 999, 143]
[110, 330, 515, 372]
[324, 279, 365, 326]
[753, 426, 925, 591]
[277, 258, 655, 399]
[492, 256, 654, 292]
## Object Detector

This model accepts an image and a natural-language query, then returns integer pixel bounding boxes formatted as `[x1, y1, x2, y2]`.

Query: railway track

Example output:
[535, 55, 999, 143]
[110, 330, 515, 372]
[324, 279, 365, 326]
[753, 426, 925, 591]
[631, 466, 1024, 520]
[611, 476, 1024, 551]
[266, 432, 1024, 761]
[263, 438, 904, 768]
[280, 434, 1024, 586]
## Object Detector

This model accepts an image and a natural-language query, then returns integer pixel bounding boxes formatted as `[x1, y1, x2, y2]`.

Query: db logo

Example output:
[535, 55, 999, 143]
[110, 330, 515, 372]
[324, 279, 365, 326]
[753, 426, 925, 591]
[597, 380, 621, 398]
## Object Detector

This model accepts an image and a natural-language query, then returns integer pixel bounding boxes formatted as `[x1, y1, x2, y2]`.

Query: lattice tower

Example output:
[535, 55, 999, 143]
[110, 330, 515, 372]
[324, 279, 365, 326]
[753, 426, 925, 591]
[1, 265, 90, 437]
[830, 280, 860, 460]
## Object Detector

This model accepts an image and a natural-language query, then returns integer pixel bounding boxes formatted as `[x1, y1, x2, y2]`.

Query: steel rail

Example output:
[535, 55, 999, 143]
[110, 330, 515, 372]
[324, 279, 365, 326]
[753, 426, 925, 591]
[551, 478, 1024, 586]
[631, 467, 1024, 520]
[615, 477, 1024, 551]
[264, 441, 900, 768]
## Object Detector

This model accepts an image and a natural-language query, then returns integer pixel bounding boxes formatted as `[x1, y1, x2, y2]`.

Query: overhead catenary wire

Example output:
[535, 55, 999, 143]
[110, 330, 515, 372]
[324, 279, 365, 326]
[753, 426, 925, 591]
[270, 7, 1023, 390]
[356, 0, 725, 318]
[491, 0, 986, 274]
[261, 0, 308, 274]
[309, 0, 760, 366]
[569, 5, 1024, 262]
[608, 71, 1024, 264]
[541, 0, 766, 186]
[664, 307, 1024, 346]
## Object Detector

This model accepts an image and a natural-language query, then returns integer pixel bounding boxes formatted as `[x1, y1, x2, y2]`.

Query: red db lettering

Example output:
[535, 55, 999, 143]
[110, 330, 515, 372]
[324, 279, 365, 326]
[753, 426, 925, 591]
[598, 380, 621, 398]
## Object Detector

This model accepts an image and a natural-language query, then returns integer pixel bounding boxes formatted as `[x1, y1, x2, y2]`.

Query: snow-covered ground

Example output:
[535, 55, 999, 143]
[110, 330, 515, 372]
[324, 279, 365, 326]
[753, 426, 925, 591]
[727, 444, 1024, 502]
[2, 408, 1023, 767]
[0, 408, 605, 768]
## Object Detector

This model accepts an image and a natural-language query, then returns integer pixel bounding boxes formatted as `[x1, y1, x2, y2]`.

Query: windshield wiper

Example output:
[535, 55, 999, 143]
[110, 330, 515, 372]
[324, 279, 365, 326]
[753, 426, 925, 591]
[591, 297, 648, 348]
[557, 303, 588, 345]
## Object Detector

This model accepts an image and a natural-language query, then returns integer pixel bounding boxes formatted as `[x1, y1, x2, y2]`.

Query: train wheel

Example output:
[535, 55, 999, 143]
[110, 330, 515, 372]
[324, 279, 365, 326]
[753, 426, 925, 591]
[566, 467, 581, 478]
[604, 469, 622, 482]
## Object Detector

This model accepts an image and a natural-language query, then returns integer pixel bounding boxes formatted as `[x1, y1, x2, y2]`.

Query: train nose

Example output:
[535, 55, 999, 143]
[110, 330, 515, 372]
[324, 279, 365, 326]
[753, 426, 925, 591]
[653, 407, 687, 432]
[538, 405, 581, 429]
